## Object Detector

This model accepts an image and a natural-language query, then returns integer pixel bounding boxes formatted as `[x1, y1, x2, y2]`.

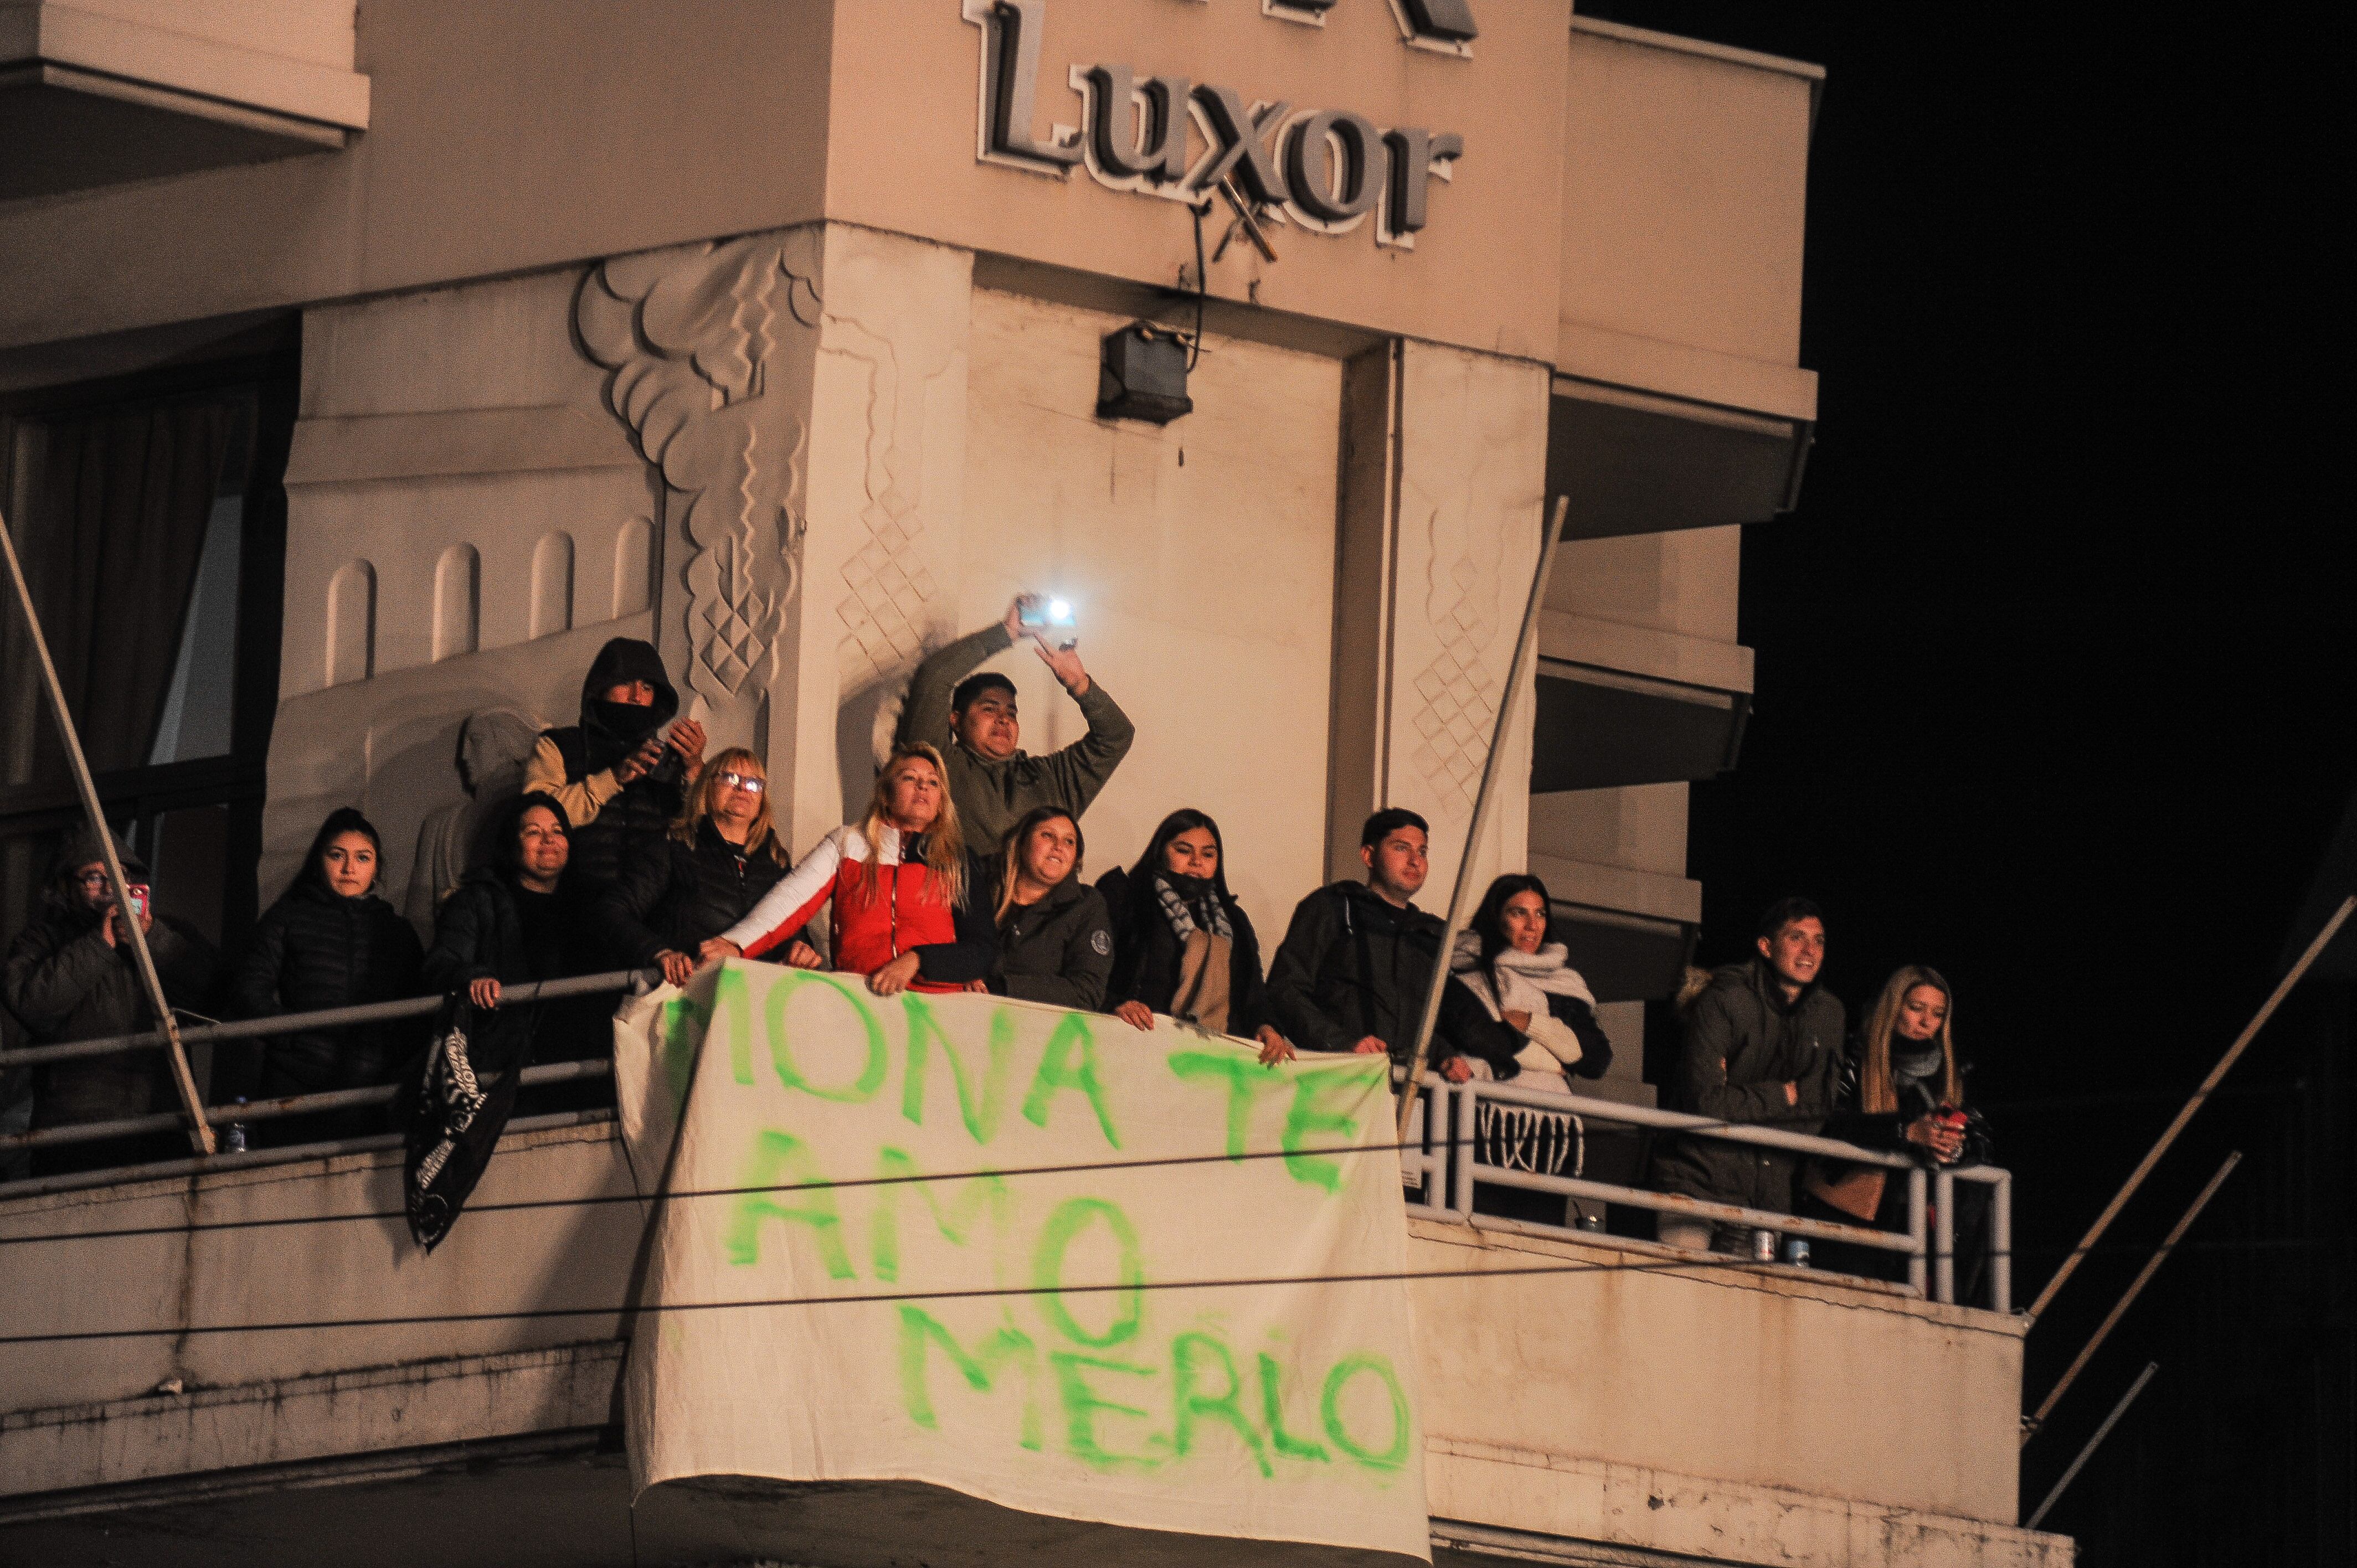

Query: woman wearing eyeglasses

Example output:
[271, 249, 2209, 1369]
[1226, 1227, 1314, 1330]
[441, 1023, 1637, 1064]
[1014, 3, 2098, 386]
[593, 747, 818, 986]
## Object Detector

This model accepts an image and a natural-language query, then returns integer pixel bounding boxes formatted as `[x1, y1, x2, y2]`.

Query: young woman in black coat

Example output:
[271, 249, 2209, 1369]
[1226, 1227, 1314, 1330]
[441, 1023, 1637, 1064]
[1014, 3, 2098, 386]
[231, 807, 424, 1134]
[1097, 808, 1287, 1055]
[593, 746, 815, 985]
[979, 806, 1115, 1010]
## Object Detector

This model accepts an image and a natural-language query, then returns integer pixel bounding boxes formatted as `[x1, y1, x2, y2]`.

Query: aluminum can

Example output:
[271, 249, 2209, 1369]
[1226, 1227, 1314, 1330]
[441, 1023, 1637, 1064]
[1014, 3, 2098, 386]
[1753, 1227, 1778, 1262]
[1783, 1236, 1811, 1268]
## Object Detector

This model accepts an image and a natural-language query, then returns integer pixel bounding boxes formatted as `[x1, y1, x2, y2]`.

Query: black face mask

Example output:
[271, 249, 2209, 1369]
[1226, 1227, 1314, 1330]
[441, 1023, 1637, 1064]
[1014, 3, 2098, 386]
[1160, 870, 1218, 904]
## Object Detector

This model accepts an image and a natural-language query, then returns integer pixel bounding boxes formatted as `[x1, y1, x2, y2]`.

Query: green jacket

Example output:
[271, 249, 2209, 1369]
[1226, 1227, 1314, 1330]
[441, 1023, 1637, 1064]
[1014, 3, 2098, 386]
[1649, 957, 1844, 1216]
[897, 622, 1135, 854]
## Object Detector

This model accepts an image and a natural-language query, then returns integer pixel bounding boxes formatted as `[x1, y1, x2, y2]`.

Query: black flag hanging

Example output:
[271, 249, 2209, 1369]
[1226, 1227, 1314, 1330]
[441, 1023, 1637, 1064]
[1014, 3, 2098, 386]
[404, 992, 533, 1250]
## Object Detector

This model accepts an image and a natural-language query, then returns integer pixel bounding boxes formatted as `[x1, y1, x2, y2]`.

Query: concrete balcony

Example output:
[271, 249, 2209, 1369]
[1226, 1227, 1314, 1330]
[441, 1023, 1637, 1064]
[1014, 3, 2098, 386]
[0, 1, 368, 200]
[1532, 607, 1752, 795]
[0, 1122, 2063, 1567]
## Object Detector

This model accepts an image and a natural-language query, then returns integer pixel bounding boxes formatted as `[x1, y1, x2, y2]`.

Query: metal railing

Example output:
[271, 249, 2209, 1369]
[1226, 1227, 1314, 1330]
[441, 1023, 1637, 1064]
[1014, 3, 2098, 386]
[0, 969, 653, 1188]
[1398, 1073, 2012, 1313]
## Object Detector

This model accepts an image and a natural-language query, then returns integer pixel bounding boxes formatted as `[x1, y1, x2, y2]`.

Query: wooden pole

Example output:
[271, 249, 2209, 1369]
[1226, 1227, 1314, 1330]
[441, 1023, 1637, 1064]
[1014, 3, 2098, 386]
[1397, 497, 1567, 1141]
[2022, 1152, 2237, 1445]
[0, 504, 215, 1156]
[2027, 895, 2350, 1322]
[2024, 1361, 2159, 1529]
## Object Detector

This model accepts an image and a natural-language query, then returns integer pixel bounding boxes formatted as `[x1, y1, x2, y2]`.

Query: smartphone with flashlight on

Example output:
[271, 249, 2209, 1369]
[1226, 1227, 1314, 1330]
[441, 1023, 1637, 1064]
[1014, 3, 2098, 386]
[1019, 596, 1079, 650]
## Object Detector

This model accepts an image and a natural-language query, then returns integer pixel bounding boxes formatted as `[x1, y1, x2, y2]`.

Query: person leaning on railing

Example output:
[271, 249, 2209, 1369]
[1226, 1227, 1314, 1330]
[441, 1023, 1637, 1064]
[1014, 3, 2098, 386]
[420, 793, 603, 1091]
[1446, 873, 1612, 1086]
[1260, 808, 1520, 1078]
[1097, 807, 1288, 1060]
[974, 806, 1114, 1010]
[1799, 964, 1991, 1284]
[592, 746, 818, 989]
[703, 742, 995, 998]
[1, 827, 218, 1175]
[228, 807, 422, 1142]
[1649, 896, 1843, 1254]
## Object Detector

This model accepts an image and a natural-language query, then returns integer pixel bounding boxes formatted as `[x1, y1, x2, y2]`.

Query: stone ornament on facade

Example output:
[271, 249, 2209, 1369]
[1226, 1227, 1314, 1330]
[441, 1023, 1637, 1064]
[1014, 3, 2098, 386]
[1408, 504, 1509, 809]
[575, 234, 823, 710]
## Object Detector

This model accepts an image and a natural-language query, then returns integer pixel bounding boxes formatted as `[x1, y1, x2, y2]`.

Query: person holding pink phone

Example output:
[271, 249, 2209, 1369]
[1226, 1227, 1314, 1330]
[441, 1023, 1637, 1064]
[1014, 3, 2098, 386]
[2, 827, 218, 1175]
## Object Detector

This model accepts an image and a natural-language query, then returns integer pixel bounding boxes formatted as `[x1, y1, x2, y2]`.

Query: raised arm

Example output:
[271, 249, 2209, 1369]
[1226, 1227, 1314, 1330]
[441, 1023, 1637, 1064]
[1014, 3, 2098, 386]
[897, 620, 1018, 752]
[522, 735, 621, 832]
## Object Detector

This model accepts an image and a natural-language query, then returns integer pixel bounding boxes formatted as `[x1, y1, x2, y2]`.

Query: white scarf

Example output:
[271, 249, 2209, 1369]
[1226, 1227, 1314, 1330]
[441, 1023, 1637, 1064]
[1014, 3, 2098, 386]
[1450, 931, 1597, 1070]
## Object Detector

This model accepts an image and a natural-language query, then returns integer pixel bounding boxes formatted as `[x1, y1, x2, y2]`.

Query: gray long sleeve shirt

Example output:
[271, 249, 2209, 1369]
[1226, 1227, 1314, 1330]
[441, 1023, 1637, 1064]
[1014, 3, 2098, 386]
[896, 622, 1135, 854]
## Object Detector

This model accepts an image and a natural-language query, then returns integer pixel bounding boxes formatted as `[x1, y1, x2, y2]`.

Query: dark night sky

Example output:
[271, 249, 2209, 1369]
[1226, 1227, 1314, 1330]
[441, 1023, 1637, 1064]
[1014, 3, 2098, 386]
[1585, 4, 2353, 1564]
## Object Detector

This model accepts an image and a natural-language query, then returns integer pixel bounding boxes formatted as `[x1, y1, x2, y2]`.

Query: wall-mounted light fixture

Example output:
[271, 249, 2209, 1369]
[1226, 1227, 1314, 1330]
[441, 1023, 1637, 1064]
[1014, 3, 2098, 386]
[1097, 323, 1192, 425]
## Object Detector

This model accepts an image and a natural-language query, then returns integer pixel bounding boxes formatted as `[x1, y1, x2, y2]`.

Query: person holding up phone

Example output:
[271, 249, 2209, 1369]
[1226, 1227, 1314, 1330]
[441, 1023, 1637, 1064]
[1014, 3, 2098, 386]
[523, 636, 707, 906]
[2, 828, 218, 1175]
[896, 593, 1136, 852]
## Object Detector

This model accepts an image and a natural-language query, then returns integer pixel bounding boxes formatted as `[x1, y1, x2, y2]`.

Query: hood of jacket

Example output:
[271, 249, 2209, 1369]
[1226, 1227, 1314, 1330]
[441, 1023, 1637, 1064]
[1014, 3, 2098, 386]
[42, 827, 148, 915]
[577, 637, 680, 773]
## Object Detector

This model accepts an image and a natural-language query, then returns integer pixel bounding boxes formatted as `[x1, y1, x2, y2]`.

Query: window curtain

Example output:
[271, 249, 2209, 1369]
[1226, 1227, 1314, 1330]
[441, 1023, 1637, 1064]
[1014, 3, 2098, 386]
[1, 396, 233, 787]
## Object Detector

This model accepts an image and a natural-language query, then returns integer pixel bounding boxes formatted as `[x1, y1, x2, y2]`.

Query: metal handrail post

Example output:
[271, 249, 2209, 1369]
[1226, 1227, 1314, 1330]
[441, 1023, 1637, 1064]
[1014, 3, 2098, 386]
[1906, 1166, 1927, 1296]
[0, 504, 214, 1156]
[1450, 1078, 1475, 1220]
[1989, 1171, 2014, 1313]
[1934, 1168, 1956, 1305]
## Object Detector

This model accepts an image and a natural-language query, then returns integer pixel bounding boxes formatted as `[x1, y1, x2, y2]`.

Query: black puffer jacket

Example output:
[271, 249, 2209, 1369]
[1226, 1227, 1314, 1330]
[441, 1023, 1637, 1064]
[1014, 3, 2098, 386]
[988, 869, 1115, 1010]
[233, 879, 424, 1097]
[1261, 880, 1519, 1067]
[1, 831, 218, 1132]
[1098, 866, 1269, 1034]
[1649, 957, 1843, 1215]
[593, 821, 796, 967]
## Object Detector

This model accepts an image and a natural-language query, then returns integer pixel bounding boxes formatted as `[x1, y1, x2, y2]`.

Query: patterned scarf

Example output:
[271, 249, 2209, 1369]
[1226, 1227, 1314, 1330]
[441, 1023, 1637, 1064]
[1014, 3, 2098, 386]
[1154, 873, 1232, 943]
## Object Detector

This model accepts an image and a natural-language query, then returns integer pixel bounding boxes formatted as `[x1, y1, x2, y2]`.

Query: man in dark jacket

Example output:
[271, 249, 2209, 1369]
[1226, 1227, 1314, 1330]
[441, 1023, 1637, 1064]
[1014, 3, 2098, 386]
[897, 594, 1135, 852]
[2, 828, 218, 1174]
[1260, 808, 1520, 1077]
[1650, 896, 1843, 1250]
[522, 637, 707, 898]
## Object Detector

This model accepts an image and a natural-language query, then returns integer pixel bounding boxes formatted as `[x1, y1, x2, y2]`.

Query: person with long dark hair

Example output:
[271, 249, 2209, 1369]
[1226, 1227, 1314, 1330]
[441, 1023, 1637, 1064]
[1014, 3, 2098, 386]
[594, 746, 816, 987]
[706, 742, 994, 996]
[231, 807, 424, 1129]
[1098, 808, 1289, 1061]
[979, 806, 1114, 1009]
[1448, 873, 1612, 1085]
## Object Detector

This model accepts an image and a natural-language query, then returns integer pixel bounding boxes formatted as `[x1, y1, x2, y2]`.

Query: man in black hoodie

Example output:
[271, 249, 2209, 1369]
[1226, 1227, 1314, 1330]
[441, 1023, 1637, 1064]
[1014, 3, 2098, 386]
[522, 637, 706, 898]
[1261, 808, 1519, 1077]
[2, 828, 218, 1174]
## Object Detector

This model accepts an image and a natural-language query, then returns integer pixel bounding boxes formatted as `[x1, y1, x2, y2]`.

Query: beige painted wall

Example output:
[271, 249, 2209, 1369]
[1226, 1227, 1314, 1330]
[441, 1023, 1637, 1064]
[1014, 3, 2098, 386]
[959, 287, 1340, 936]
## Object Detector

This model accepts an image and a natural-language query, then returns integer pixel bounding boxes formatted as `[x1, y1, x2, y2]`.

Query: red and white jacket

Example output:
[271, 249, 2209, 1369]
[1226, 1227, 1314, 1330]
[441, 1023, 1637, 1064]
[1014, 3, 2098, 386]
[719, 824, 994, 993]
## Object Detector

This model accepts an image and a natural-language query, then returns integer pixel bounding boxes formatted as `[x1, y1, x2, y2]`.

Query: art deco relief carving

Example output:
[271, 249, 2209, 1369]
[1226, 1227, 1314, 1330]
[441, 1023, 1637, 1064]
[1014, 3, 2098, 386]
[1406, 502, 1510, 810]
[575, 234, 824, 709]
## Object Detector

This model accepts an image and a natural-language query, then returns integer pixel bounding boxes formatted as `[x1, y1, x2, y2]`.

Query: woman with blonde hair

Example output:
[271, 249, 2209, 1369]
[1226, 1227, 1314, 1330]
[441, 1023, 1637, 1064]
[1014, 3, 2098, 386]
[1800, 964, 1985, 1281]
[706, 742, 994, 996]
[594, 746, 816, 987]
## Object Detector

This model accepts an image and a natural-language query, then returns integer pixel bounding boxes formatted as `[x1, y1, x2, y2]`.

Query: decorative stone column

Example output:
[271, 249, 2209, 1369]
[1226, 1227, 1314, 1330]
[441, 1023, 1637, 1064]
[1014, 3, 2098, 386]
[1331, 338, 1550, 907]
[578, 224, 972, 847]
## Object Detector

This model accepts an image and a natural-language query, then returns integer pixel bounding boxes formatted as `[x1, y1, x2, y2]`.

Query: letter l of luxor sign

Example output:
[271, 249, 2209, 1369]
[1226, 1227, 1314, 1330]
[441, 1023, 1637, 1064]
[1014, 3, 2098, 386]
[975, 0, 1466, 246]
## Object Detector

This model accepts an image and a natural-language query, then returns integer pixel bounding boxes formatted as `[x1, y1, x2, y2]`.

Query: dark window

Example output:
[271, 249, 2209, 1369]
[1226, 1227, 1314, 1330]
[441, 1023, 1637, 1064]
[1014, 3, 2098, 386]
[0, 332, 296, 986]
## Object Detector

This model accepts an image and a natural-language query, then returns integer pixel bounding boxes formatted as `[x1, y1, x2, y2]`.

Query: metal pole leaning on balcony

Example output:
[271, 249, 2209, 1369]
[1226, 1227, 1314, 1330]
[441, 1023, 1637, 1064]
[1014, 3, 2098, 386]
[2027, 895, 2350, 1322]
[2021, 1150, 2239, 1446]
[1397, 496, 1568, 1142]
[0, 504, 215, 1156]
[2023, 1361, 2159, 1530]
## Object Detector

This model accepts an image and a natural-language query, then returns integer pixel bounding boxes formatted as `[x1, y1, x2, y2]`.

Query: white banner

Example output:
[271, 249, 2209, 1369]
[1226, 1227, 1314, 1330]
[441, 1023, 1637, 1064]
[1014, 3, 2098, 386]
[613, 960, 1429, 1561]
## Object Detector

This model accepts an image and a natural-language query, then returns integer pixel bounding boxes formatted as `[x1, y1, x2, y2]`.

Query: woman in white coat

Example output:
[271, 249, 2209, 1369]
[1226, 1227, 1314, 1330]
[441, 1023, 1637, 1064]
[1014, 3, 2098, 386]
[1448, 874, 1613, 1085]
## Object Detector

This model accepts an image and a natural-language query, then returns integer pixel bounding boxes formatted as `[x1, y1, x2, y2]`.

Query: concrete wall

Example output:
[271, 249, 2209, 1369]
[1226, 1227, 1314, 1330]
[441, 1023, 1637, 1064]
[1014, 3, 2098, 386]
[0, 1132, 2060, 1567]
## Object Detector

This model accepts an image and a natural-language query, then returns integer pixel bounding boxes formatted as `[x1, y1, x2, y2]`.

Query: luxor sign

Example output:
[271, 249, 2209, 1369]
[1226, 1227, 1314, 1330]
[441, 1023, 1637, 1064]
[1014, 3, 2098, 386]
[965, 0, 1472, 248]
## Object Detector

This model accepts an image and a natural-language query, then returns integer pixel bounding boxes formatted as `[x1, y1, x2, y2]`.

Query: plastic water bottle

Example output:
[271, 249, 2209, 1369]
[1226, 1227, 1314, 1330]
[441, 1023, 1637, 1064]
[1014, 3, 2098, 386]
[223, 1097, 249, 1154]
